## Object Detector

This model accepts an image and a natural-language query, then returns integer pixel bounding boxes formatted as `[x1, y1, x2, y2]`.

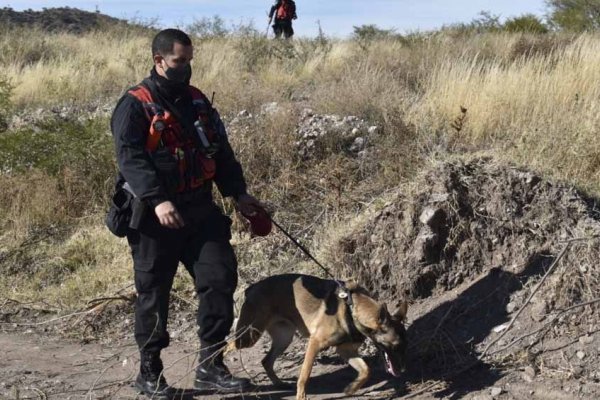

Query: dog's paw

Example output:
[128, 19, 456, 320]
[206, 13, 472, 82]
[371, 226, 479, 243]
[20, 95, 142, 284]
[296, 391, 307, 400]
[344, 383, 360, 395]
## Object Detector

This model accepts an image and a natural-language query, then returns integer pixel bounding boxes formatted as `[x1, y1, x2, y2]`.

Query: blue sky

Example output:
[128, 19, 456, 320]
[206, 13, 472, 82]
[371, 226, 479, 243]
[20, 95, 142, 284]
[4, 1, 548, 37]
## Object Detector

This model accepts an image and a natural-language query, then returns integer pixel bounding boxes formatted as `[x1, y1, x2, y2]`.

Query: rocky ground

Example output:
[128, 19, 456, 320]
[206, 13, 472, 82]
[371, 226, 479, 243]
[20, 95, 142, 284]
[228, 104, 380, 160]
[2, 111, 600, 399]
[1, 292, 597, 399]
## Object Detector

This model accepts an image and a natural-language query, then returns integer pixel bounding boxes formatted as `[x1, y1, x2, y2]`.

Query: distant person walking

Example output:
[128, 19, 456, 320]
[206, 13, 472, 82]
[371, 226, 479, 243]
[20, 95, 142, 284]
[269, 0, 297, 39]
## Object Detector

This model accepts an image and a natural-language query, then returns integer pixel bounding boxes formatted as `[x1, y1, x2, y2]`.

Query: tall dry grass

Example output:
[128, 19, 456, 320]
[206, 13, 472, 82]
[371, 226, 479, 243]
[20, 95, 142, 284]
[1, 26, 149, 105]
[414, 35, 600, 189]
[2, 26, 600, 314]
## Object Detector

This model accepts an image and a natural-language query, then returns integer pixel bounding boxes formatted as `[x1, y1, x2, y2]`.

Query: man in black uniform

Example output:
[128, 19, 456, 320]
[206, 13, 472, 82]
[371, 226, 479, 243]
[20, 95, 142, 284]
[269, 0, 298, 39]
[110, 28, 262, 398]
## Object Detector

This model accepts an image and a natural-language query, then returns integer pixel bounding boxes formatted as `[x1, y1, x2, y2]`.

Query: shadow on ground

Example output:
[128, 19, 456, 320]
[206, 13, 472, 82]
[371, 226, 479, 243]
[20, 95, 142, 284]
[195, 254, 553, 399]
[393, 253, 553, 398]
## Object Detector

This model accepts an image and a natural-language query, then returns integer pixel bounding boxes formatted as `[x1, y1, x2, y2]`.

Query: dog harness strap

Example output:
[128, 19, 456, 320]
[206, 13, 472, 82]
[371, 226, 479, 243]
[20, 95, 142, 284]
[344, 301, 365, 342]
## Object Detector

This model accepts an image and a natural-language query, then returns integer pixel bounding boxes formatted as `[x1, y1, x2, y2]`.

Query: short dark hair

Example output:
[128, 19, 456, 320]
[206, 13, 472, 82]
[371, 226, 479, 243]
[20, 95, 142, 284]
[151, 29, 192, 57]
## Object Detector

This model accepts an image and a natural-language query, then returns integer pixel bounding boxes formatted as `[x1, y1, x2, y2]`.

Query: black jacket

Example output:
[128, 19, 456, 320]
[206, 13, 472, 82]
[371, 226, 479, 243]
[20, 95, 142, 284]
[110, 69, 247, 207]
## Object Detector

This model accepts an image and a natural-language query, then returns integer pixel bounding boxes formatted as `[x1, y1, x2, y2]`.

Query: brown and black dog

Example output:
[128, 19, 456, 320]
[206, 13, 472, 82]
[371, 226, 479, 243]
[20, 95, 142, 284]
[226, 274, 408, 399]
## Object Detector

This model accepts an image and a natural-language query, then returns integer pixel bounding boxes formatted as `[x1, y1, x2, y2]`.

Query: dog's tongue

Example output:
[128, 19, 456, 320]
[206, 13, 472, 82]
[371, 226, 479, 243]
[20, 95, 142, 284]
[384, 352, 400, 377]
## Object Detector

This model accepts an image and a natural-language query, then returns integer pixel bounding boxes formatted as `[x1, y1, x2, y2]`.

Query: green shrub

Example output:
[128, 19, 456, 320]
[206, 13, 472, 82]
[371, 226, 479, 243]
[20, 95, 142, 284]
[186, 15, 259, 39]
[443, 11, 503, 35]
[547, 0, 600, 31]
[504, 14, 549, 33]
[352, 24, 396, 41]
[0, 75, 13, 131]
[0, 117, 115, 206]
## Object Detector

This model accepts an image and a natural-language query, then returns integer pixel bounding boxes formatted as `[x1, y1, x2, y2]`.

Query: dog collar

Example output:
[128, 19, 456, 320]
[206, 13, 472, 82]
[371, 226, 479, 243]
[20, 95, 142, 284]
[341, 296, 365, 342]
[336, 280, 354, 308]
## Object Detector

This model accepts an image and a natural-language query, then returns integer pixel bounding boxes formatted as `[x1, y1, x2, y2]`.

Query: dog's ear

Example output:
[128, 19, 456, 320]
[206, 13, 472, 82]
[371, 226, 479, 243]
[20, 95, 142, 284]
[378, 303, 390, 325]
[392, 301, 408, 321]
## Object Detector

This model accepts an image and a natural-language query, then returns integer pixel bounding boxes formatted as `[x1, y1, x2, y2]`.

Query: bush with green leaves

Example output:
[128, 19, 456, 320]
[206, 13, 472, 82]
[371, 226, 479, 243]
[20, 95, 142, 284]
[443, 11, 503, 35]
[444, 11, 549, 35]
[186, 15, 259, 39]
[0, 117, 115, 205]
[352, 24, 397, 41]
[504, 14, 549, 33]
[0, 75, 13, 131]
[546, 0, 600, 31]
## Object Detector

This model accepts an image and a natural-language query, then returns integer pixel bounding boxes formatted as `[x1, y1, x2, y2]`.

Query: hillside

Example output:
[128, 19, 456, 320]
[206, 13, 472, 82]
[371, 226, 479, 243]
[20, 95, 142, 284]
[0, 10, 599, 399]
[0, 6, 133, 34]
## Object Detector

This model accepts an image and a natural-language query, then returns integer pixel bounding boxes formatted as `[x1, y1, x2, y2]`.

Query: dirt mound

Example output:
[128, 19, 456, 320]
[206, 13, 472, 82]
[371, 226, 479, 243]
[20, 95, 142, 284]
[332, 157, 599, 300]
[325, 157, 600, 395]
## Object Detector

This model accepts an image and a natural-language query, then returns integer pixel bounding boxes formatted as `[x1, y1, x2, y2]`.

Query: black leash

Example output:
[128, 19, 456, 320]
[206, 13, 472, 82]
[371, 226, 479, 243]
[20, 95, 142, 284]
[270, 218, 336, 280]
[270, 218, 352, 306]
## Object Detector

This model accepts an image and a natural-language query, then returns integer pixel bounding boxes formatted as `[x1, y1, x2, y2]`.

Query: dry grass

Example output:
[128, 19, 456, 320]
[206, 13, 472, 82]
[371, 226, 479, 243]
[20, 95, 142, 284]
[1, 27, 149, 105]
[5, 29, 598, 191]
[2, 26, 600, 315]
[0, 222, 131, 309]
[414, 35, 600, 191]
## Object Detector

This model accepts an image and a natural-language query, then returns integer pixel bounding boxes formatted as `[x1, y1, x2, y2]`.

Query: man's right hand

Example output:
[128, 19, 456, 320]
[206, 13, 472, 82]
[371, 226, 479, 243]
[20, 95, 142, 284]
[154, 201, 185, 229]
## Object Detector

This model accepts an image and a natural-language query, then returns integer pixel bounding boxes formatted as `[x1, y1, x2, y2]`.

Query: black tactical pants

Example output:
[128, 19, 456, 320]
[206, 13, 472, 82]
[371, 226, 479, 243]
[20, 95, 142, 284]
[126, 203, 238, 353]
[273, 18, 294, 38]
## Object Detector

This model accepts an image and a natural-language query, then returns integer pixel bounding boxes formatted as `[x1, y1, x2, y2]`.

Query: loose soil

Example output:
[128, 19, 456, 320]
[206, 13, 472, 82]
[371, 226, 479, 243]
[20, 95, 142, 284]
[2, 157, 600, 399]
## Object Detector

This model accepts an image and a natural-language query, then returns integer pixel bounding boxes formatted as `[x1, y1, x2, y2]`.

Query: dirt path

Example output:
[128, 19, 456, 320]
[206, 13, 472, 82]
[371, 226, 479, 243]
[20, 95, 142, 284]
[3, 267, 599, 400]
[0, 331, 396, 400]
[2, 327, 596, 400]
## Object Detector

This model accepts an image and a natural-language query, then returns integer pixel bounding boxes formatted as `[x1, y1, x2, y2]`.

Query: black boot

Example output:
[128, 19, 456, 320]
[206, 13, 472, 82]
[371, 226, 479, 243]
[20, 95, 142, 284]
[135, 350, 172, 399]
[194, 346, 253, 393]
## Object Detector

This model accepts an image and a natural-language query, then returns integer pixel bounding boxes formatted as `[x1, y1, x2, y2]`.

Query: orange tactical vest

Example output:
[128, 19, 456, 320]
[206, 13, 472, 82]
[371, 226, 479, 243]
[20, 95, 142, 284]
[128, 84, 217, 194]
[277, 0, 293, 19]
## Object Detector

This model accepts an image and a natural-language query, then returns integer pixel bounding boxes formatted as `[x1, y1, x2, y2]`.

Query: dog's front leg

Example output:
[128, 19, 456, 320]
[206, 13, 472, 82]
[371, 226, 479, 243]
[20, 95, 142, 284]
[336, 342, 369, 395]
[296, 337, 321, 400]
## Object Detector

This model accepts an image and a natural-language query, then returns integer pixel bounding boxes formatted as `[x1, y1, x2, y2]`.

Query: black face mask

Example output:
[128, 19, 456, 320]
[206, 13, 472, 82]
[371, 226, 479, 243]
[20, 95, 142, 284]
[163, 62, 192, 84]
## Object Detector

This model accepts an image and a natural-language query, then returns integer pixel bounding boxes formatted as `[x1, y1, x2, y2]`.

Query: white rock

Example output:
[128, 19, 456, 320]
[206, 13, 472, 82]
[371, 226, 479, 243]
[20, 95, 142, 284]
[260, 102, 281, 115]
[523, 366, 536, 381]
[429, 193, 449, 203]
[490, 387, 503, 397]
[350, 137, 365, 152]
[579, 335, 594, 345]
[368, 126, 379, 134]
[419, 207, 443, 226]
[506, 302, 516, 313]
[301, 108, 314, 119]
[576, 351, 586, 360]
